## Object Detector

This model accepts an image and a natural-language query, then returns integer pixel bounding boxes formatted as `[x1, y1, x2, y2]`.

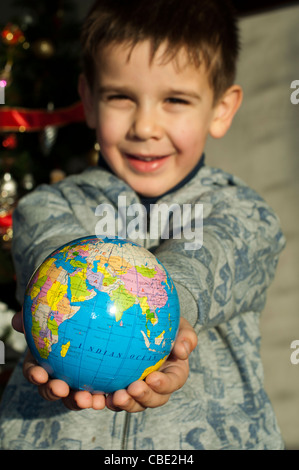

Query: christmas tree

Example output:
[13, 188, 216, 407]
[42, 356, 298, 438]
[0, 0, 96, 285]
[0, 0, 98, 390]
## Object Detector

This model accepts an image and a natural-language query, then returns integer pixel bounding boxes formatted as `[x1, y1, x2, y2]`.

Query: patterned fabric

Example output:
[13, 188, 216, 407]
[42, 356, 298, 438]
[0, 164, 285, 449]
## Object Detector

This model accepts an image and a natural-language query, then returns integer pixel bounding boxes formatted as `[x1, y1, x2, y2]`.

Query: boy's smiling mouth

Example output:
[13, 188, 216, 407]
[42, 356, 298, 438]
[125, 153, 169, 161]
[123, 152, 172, 172]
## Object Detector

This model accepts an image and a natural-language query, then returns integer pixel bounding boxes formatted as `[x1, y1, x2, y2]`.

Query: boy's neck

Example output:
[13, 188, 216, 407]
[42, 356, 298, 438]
[97, 153, 205, 207]
[138, 154, 205, 209]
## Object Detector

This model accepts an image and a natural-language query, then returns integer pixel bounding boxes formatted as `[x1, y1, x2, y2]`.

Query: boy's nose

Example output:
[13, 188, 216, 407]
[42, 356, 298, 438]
[128, 106, 163, 141]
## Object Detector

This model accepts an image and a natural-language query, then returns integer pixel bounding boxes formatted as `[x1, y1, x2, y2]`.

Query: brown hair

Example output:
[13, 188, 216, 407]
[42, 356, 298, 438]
[81, 0, 240, 103]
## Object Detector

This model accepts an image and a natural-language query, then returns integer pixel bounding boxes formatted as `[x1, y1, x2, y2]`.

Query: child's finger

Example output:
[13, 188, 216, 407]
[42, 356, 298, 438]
[38, 379, 69, 401]
[125, 380, 171, 410]
[62, 392, 87, 411]
[91, 393, 106, 410]
[11, 310, 24, 333]
[172, 317, 197, 360]
[106, 389, 134, 412]
[146, 360, 189, 394]
[23, 350, 49, 385]
[110, 384, 166, 412]
[63, 390, 106, 411]
[68, 390, 93, 409]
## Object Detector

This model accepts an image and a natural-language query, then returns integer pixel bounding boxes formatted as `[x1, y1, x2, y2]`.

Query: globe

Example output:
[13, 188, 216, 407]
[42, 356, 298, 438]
[23, 235, 180, 393]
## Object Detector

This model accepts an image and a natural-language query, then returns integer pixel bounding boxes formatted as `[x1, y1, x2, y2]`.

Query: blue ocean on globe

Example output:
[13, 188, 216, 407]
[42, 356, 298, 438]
[23, 236, 180, 393]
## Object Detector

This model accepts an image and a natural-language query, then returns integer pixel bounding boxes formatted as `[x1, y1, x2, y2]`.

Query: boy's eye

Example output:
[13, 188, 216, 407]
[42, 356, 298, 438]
[107, 94, 131, 101]
[166, 97, 189, 105]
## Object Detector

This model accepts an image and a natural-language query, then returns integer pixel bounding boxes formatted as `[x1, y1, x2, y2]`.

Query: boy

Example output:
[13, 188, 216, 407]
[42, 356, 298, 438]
[0, 0, 285, 449]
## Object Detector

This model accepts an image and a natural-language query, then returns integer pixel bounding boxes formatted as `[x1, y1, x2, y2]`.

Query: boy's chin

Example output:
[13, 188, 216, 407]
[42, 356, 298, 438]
[132, 180, 176, 198]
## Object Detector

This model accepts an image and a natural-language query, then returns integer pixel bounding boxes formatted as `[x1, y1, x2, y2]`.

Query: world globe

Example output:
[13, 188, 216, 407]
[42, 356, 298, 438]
[23, 236, 180, 393]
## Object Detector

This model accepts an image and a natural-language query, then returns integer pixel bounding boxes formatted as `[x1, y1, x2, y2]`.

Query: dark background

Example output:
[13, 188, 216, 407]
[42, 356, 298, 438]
[1, 1, 299, 22]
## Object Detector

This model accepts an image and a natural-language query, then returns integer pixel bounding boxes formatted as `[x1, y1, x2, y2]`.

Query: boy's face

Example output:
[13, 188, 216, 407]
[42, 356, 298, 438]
[81, 41, 237, 197]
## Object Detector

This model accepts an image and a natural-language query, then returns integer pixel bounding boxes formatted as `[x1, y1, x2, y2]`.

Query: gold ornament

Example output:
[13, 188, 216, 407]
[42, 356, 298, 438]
[32, 39, 55, 59]
[87, 143, 100, 166]
[1, 23, 25, 46]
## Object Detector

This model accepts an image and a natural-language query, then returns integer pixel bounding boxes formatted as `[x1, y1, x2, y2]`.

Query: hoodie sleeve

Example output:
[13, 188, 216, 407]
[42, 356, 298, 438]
[154, 180, 286, 332]
[12, 182, 92, 304]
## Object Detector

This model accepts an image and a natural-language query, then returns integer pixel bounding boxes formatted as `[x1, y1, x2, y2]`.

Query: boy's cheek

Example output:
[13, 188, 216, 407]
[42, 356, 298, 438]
[97, 111, 127, 144]
[173, 127, 207, 157]
[97, 122, 120, 146]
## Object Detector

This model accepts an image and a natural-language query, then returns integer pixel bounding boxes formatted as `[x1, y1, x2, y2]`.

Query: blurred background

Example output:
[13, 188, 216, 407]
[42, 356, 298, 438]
[0, 0, 298, 449]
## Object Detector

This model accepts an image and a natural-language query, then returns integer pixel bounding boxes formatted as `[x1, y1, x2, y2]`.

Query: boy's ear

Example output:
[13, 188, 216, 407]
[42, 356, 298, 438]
[78, 74, 97, 129]
[209, 85, 243, 139]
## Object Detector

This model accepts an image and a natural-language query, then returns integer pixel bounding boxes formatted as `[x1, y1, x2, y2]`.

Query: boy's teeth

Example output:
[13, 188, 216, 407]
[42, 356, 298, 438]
[138, 155, 162, 161]
[131, 155, 157, 161]
[127, 153, 168, 161]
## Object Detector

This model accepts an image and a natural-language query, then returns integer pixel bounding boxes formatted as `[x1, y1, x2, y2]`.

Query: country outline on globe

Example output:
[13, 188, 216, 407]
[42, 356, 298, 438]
[23, 235, 180, 393]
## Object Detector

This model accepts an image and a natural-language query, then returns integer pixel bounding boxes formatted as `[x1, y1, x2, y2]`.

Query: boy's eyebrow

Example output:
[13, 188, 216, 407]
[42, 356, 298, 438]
[97, 85, 132, 95]
[166, 88, 202, 100]
[98, 85, 202, 101]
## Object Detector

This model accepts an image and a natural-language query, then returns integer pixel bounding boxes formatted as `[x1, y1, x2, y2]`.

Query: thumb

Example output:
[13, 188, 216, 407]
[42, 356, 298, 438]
[172, 317, 198, 360]
[12, 309, 24, 334]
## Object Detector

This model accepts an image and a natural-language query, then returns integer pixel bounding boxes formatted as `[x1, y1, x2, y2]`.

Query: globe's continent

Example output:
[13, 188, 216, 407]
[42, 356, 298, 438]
[23, 236, 180, 393]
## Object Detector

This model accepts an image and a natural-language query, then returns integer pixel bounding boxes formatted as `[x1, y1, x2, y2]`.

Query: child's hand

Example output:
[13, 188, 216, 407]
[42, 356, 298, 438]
[22, 347, 107, 410]
[105, 317, 197, 413]
[12, 310, 106, 410]
[13, 312, 197, 412]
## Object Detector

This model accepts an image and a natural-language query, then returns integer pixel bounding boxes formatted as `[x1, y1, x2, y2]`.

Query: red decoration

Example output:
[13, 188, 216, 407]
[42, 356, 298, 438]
[0, 213, 12, 229]
[1, 23, 25, 46]
[2, 133, 17, 149]
[0, 101, 85, 132]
